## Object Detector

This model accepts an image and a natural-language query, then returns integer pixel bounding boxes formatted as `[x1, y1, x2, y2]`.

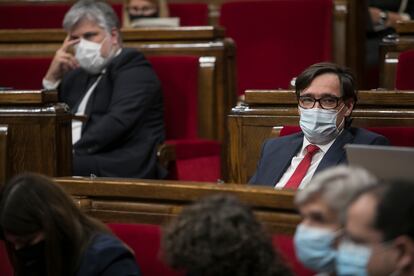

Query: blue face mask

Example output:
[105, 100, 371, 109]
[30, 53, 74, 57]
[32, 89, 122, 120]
[294, 223, 337, 272]
[299, 106, 345, 145]
[336, 240, 371, 276]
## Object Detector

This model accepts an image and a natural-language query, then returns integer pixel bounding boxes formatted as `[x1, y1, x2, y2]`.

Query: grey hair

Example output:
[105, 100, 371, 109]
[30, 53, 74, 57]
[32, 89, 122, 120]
[295, 166, 377, 223]
[63, 0, 121, 34]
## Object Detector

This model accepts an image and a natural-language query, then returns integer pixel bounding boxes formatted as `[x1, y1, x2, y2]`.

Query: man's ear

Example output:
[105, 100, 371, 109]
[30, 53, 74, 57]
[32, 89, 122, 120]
[344, 99, 354, 117]
[110, 28, 119, 45]
[393, 235, 414, 272]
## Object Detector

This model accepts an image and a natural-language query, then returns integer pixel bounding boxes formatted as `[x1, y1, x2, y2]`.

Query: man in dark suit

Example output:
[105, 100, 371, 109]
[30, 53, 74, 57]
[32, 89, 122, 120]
[249, 63, 389, 188]
[43, 0, 165, 178]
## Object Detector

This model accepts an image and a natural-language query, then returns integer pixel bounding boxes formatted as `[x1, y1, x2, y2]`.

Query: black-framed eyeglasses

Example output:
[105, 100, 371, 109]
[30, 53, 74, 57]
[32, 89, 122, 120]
[298, 96, 343, 110]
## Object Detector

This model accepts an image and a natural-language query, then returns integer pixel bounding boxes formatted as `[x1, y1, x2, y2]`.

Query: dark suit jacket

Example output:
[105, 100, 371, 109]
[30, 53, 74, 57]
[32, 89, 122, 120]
[249, 127, 390, 186]
[59, 48, 165, 178]
[77, 233, 140, 276]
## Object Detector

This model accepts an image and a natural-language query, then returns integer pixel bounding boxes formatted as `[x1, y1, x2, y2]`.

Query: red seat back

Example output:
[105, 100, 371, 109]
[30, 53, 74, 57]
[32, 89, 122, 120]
[108, 223, 183, 276]
[0, 241, 13, 276]
[0, 57, 52, 90]
[220, 0, 332, 95]
[168, 3, 209, 26]
[0, 3, 122, 29]
[280, 125, 414, 147]
[395, 49, 414, 90]
[147, 56, 199, 140]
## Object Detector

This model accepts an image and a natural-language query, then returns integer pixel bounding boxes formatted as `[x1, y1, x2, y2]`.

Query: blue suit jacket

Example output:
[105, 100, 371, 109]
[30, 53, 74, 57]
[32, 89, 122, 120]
[249, 127, 390, 186]
[77, 234, 141, 276]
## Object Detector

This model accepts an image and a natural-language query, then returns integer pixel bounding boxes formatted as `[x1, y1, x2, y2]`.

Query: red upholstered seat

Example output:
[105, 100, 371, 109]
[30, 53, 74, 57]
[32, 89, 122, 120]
[0, 3, 122, 29]
[280, 125, 414, 147]
[108, 223, 183, 276]
[0, 57, 52, 90]
[272, 235, 314, 276]
[219, 0, 332, 95]
[0, 241, 13, 276]
[168, 3, 209, 26]
[395, 49, 414, 90]
[147, 56, 221, 181]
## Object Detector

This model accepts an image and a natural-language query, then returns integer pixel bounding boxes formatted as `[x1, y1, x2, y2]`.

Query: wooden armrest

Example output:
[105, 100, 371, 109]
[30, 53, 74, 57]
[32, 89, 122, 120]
[157, 143, 176, 169]
[72, 114, 88, 122]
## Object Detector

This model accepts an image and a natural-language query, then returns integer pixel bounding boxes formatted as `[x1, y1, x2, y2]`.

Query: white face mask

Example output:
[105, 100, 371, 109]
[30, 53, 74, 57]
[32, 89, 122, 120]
[299, 105, 345, 145]
[75, 37, 113, 74]
[336, 240, 371, 276]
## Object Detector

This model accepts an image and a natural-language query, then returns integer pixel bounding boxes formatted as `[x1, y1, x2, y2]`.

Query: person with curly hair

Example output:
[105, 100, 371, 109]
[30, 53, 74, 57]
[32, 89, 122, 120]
[162, 194, 292, 276]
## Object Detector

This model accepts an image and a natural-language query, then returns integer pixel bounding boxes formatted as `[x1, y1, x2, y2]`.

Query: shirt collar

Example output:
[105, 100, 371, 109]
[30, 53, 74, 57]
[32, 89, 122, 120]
[300, 135, 337, 156]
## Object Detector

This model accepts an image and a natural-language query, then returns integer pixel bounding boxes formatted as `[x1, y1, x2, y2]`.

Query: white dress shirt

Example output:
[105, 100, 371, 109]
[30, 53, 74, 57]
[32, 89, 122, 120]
[275, 136, 336, 189]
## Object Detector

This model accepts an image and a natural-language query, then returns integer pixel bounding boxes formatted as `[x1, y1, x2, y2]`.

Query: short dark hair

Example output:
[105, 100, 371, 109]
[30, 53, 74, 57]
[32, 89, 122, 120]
[162, 194, 292, 276]
[350, 180, 414, 242]
[0, 173, 109, 276]
[295, 62, 357, 103]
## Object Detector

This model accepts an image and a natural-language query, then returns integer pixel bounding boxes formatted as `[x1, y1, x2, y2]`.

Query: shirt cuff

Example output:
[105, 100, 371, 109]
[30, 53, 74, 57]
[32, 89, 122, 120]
[42, 78, 60, 90]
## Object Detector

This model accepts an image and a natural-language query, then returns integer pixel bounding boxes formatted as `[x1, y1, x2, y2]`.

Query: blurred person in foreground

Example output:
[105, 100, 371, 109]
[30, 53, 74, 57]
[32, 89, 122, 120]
[0, 173, 140, 276]
[162, 194, 292, 276]
[337, 179, 414, 276]
[294, 166, 377, 275]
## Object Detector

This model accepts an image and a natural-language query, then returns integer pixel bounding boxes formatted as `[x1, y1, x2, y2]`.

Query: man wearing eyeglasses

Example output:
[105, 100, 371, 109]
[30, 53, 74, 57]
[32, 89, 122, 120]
[249, 62, 389, 188]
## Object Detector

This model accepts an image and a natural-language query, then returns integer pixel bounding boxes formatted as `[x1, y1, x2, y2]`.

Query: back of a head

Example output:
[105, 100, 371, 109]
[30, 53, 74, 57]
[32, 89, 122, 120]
[63, 0, 120, 33]
[360, 180, 414, 242]
[295, 166, 378, 224]
[162, 194, 291, 276]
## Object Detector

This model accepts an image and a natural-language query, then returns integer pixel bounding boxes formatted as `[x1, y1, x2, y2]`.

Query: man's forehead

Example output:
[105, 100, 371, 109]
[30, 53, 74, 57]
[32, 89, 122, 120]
[301, 73, 341, 96]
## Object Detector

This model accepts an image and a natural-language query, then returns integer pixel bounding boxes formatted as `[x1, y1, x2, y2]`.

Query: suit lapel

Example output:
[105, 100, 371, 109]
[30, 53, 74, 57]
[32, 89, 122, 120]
[316, 128, 354, 173]
[270, 134, 303, 185]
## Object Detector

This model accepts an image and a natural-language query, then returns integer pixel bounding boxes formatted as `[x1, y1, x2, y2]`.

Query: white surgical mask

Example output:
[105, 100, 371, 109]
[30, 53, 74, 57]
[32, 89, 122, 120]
[299, 105, 345, 144]
[336, 240, 371, 276]
[75, 37, 113, 74]
[294, 223, 337, 272]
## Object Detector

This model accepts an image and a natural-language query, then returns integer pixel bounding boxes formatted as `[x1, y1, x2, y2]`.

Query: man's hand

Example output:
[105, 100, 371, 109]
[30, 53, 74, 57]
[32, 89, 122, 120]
[44, 36, 80, 83]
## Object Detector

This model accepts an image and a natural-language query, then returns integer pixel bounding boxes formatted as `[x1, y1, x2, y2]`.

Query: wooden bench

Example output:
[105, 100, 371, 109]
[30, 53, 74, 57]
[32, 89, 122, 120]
[0, 90, 72, 183]
[55, 177, 299, 235]
[379, 21, 414, 89]
[0, 27, 235, 143]
[227, 90, 414, 183]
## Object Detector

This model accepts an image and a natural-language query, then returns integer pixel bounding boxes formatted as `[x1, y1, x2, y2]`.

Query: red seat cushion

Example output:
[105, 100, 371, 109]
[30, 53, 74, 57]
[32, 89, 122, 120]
[147, 56, 222, 181]
[108, 223, 184, 276]
[0, 3, 122, 29]
[168, 3, 209, 26]
[395, 49, 414, 90]
[272, 235, 314, 276]
[0, 241, 13, 276]
[220, 0, 332, 95]
[0, 57, 52, 90]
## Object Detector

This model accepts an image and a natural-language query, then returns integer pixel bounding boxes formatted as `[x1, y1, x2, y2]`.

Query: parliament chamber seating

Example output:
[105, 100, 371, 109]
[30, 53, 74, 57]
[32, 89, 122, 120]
[219, 0, 332, 95]
[0, 57, 51, 89]
[0, 3, 123, 29]
[395, 49, 414, 90]
[168, 3, 209, 26]
[148, 56, 221, 182]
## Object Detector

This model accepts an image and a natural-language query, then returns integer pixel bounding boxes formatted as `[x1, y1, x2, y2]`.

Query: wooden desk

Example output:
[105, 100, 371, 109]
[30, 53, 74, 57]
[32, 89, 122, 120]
[227, 90, 414, 184]
[0, 90, 72, 183]
[55, 177, 299, 234]
[0, 27, 236, 143]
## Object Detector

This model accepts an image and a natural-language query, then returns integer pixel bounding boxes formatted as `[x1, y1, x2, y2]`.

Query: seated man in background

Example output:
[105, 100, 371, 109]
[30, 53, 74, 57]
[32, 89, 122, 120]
[249, 62, 389, 188]
[162, 194, 292, 276]
[43, 0, 166, 178]
[124, 0, 179, 27]
[294, 166, 377, 274]
[337, 179, 414, 276]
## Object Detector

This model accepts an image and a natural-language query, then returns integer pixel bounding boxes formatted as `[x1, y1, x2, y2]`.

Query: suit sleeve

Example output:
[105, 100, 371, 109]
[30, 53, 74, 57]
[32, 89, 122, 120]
[370, 135, 390, 146]
[75, 59, 161, 154]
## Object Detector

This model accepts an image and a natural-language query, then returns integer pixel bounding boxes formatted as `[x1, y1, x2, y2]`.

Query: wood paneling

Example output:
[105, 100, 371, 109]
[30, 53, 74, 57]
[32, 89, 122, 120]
[0, 90, 72, 181]
[55, 177, 299, 234]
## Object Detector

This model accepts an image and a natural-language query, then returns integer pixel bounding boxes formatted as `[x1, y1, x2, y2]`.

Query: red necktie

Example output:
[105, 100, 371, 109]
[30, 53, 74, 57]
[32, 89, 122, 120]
[284, 144, 320, 189]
